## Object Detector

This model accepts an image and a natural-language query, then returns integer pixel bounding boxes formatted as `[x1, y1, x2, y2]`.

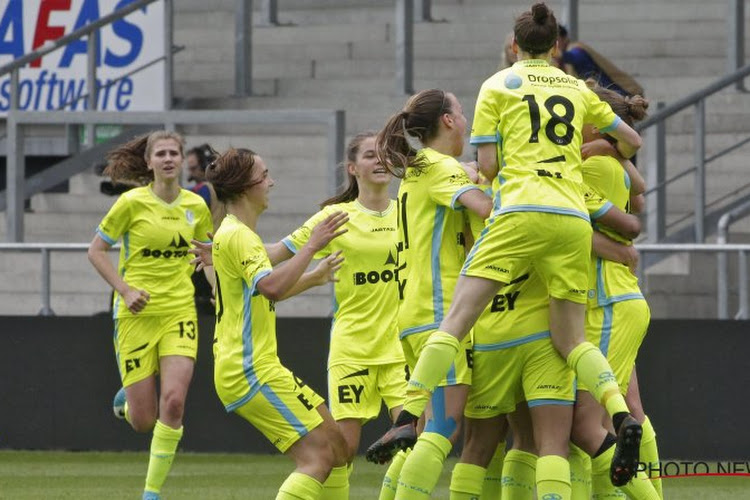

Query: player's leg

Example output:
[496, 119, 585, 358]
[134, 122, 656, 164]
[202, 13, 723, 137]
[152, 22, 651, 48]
[449, 415, 507, 499]
[627, 369, 663, 499]
[378, 363, 409, 500]
[503, 404, 538, 500]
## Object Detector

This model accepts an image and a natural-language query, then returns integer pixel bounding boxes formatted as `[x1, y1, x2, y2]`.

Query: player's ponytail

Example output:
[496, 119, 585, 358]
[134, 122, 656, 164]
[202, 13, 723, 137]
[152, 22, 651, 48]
[320, 131, 377, 208]
[377, 89, 449, 178]
[514, 3, 558, 55]
[206, 147, 260, 203]
[104, 130, 185, 185]
[588, 81, 650, 127]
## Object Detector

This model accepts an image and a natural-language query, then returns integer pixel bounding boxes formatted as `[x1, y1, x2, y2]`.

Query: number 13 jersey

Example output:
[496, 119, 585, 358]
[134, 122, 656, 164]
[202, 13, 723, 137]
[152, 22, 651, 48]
[470, 59, 620, 220]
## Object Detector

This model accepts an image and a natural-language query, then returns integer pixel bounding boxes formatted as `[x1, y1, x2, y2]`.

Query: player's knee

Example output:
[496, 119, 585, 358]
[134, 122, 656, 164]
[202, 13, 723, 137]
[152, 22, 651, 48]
[129, 414, 157, 433]
[160, 390, 186, 422]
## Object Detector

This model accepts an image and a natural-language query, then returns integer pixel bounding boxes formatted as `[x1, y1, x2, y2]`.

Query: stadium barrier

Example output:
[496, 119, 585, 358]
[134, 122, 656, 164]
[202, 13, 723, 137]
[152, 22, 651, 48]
[0, 314, 746, 460]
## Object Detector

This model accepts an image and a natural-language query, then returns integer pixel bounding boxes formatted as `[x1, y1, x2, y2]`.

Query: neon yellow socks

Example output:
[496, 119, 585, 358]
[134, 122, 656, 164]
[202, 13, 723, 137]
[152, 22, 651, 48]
[449, 462, 486, 499]
[276, 472, 322, 500]
[402, 331, 460, 418]
[483, 445, 505, 498]
[566, 342, 629, 417]
[322, 465, 349, 499]
[144, 420, 183, 496]
[536, 455, 571, 500]
[640, 416, 663, 498]
[502, 449, 537, 500]
[569, 443, 591, 499]
[379, 450, 410, 500]
[396, 432, 453, 499]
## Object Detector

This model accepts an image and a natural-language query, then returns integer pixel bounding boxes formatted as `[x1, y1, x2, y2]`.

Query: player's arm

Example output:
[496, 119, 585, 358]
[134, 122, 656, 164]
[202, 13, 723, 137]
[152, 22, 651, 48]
[476, 143, 500, 181]
[595, 205, 642, 240]
[622, 159, 646, 195]
[457, 189, 492, 220]
[88, 235, 149, 314]
[592, 231, 638, 274]
[265, 241, 294, 266]
[605, 120, 642, 159]
[276, 251, 345, 301]
[629, 193, 645, 215]
[256, 212, 348, 301]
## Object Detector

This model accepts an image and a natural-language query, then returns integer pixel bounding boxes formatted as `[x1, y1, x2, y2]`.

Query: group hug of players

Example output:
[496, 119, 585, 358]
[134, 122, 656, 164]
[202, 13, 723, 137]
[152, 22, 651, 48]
[88, 3, 663, 499]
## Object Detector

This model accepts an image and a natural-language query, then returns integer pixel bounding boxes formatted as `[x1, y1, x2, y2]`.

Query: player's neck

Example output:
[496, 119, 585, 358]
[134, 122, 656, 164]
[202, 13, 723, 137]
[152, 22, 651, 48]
[357, 185, 390, 212]
[151, 178, 181, 204]
[423, 135, 460, 158]
[227, 197, 261, 230]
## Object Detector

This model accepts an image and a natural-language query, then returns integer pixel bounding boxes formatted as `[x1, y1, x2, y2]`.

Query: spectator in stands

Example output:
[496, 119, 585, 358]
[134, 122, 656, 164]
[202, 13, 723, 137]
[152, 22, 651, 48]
[87, 130, 214, 500]
[558, 24, 644, 97]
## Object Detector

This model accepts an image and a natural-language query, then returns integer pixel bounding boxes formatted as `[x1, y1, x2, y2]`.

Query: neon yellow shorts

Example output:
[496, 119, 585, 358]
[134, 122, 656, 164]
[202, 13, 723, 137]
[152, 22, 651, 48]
[466, 331, 575, 419]
[582, 299, 650, 395]
[114, 311, 198, 387]
[462, 212, 592, 303]
[400, 328, 473, 387]
[328, 362, 408, 423]
[228, 364, 325, 453]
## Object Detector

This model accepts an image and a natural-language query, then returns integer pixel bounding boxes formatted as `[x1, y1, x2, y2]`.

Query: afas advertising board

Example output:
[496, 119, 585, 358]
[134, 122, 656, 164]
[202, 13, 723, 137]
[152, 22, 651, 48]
[0, 0, 165, 115]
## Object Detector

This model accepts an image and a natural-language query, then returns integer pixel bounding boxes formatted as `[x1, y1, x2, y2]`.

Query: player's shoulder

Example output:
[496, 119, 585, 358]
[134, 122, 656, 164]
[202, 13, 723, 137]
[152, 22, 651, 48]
[180, 188, 211, 208]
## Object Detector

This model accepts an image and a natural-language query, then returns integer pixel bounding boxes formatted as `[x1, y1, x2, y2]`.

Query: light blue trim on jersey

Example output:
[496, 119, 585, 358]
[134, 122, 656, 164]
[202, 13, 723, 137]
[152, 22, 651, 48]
[599, 115, 621, 134]
[327, 294, 339, 367]
[431, 206, 446, 324]
[424, 386, 458, 438]
[527, 399, 575, 408]
[225, 282, 263, 412]
[450, 185, 481, 209]
[250, 269, 272, 297]
[446, 362, 457, 386]
[281, 237, 297, 254]
[599, 304, 614, 356]
[591, 201, 614, 220]
[96, 228, 117, 245]
[113, 319, 121, 377]
[470, 134, 499, 144]
[123, 231, 130, 259]
[399, 322, 440, 339]
[473, 330, 551, 351]
[595, 257, 644, 306]
[624, 170, 631, 191]
[462, 215, 495, 274]
[260, 384, 308, 438]
[607, 293, 645, 303]
[495, 204, 590, 222]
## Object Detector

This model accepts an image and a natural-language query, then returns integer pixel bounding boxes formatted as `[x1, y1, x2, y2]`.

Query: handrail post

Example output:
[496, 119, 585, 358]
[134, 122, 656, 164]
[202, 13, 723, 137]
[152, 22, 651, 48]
[646, 101, 666, 242]
[260, 0, 279, 25]
[235, 0, 253, 96]
[694, 99, 706, 242]
[164, 0, 174, 109]
[728, 0, 746, 91]
[717, 212, 730, 320]
[85, 29, 98, 147]
[39, 248, 55, 316]
[6, 68, 24, 242]
[414, 0, 433, 22]
[396, 0, 414, 95]
[327, 111, 346, 197]
[563, 0, 579, 41]
[738, 250, 748, 319]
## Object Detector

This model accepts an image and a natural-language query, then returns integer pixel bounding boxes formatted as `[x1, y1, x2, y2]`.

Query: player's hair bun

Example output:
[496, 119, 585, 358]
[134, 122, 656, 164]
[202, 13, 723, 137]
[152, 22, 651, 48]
[531, 3, 550, 23]
[626, 95, 650, 121]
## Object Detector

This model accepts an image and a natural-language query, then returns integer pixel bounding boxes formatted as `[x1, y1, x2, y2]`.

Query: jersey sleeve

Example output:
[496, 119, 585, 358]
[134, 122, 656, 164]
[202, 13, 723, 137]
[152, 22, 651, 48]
[428, 159, 482, 209]
[583, 86, 621, 133]
[584, 185, 613, 219]
[194, 203, 213, 243]
[470, 81, 501, 145]
[96, 194, 131, 245]
[281, 207, 332, 258]
[235, 230, 274, 295]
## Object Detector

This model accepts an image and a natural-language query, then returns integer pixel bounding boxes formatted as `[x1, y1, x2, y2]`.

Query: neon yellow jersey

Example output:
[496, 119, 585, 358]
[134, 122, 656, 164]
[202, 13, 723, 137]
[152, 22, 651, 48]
[397, 147, 480, 338]
[96, 185, 213, 318]
[471, 59, 620, 220]
[212, 214, 278, 410]
[282, 200, 404, 368]
[582, 155, 643, 306]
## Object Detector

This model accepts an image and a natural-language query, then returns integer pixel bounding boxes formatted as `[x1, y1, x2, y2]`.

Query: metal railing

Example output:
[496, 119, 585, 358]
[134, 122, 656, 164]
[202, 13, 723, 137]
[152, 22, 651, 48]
[637, 243, 750, 320]
[5, 109, 345, 242]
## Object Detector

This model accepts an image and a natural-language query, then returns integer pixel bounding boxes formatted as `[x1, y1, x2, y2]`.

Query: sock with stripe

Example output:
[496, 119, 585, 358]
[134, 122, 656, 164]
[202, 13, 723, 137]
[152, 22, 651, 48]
[449, 462, 486, 499]
[501, 449, 537, 500]
[144, 420, 183, 497]
[566, 342, 629, 417]
[482, 445, 505, 499]
[276, 472, 323, 500]
[378, 449, 410, 500]
[402, 331, 460, 418]
[322, 465, 349, 499]
[640, 416, 663, 499]
[536, 454, 571, 500]
[396, 431, 453, 499]
[569, 443, 592, 499]
[591, 440, 660, 500]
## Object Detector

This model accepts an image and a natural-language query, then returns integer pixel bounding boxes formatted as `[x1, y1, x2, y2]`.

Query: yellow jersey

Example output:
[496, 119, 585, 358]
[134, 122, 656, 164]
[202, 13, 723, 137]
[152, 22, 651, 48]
[582, 155, 643, 306]
[212, 214, 278, 411]
[397, 148, 480, 338]
[96, 185, 213, 318]
[282, 200, 404, 368]
[471, 59, 620, 220]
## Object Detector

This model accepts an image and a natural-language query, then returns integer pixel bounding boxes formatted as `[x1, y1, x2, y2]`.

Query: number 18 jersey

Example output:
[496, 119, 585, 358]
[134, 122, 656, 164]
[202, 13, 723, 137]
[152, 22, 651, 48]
[471, 59, 620, 220]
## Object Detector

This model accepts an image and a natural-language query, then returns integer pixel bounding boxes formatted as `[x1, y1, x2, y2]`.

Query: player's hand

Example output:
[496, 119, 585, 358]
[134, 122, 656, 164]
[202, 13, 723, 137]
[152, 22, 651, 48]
[460, 161, 480, 184]
[123, 287, 150, 314]
[189, 232, 214, 271]
[310, 251, 345, 286]
[308, 212, 349, 252]
[581, 138, 618, 160]
[624, 245, 640, 275]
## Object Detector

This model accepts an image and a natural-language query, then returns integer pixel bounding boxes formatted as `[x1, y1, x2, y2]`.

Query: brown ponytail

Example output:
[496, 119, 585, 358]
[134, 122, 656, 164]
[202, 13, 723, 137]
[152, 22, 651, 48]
[514, 3, 558, 56]
[104, 130, 185, 185]
[206, 147, 260, 203]
[320, 131, 377, 208]
[587, 80, 649, 127]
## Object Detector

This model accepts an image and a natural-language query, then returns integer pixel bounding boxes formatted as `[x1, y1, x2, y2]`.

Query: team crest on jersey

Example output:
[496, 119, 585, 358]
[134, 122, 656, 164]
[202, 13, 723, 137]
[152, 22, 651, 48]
[504, 73, 523, 89]
[185, 209, 195, 224]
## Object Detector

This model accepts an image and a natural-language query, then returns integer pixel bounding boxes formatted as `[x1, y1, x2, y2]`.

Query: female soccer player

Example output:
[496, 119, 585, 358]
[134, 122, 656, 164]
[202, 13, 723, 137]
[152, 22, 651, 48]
[88, 131, 214, 500]
[206, 147, 353, 500]
[370, 2, 645, 493]
[365, 88, 493, 499]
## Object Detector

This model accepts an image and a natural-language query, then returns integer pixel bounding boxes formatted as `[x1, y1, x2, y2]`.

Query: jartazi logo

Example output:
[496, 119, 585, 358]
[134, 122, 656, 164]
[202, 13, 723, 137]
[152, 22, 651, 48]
[639, 461, 750, 479]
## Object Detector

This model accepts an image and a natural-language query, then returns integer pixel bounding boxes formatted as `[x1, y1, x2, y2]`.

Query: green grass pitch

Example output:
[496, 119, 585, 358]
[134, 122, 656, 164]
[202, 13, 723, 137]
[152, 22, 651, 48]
[0, 451, 747, 499]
